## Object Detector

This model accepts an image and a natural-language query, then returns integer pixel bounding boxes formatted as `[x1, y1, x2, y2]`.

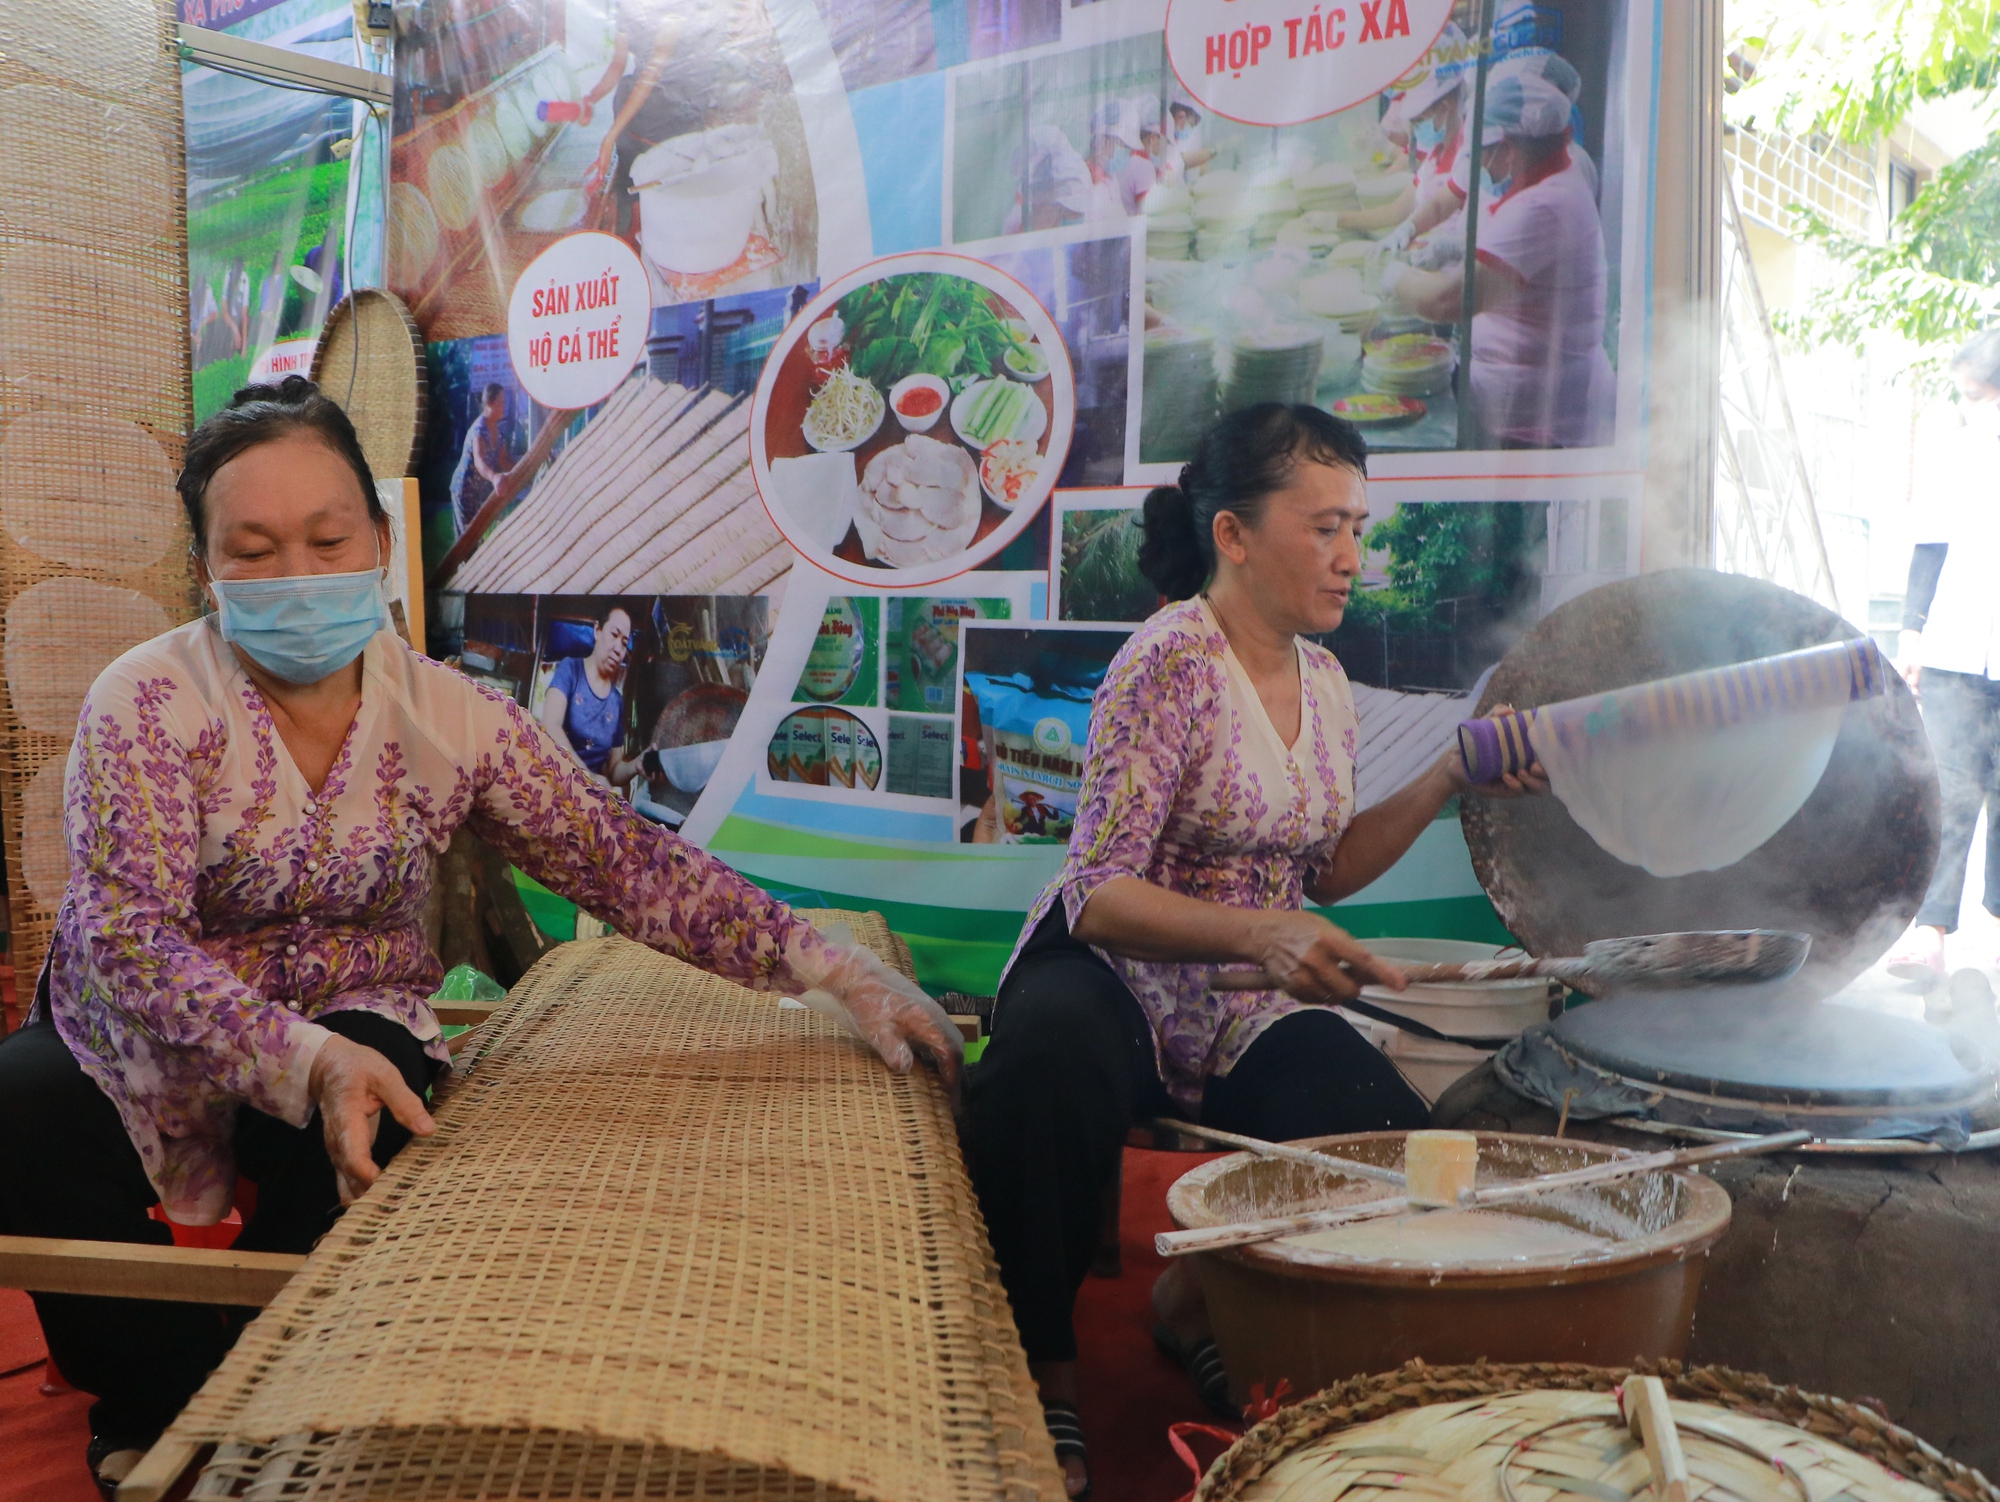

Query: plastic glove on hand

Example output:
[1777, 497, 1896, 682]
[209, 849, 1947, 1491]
[1251, 911, 1406, 1004]
[802, 943, 964, 1095]
[1381, 218, 1415, 254]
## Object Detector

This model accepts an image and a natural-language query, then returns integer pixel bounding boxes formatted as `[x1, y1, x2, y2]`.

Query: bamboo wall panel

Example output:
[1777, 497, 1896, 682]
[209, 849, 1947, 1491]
[0, 0, 196, 967]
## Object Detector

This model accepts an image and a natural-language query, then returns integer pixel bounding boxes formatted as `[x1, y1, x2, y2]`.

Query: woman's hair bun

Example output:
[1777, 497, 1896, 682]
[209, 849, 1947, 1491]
[1133, 404, 1369, 601]
[230, 374, 319, 409]
[1137, 482, 1209, 601]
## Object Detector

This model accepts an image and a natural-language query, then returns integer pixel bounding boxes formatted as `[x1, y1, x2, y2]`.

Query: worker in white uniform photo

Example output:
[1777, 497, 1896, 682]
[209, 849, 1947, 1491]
[1381, 70, 1614, 449]
[1003, 123, 1093, 233]
[1085, 99, 1145, 220]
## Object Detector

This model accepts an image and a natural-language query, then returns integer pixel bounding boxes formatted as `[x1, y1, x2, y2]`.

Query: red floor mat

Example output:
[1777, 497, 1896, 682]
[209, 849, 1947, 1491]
[1070, 1147, 1241, 1502]
[0, 1289, 95, 1502]
[0, 1149, 1234, 1502]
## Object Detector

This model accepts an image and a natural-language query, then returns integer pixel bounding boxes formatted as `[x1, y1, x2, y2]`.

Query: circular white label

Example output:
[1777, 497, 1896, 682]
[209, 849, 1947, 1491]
[1164, 0, 1455, 127]
[1033, 716, 1072, 755]
[506, 231, 651, 409]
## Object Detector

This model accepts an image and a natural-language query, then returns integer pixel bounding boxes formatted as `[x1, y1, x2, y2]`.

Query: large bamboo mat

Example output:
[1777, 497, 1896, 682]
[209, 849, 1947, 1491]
[174, 916, 1061, 1502]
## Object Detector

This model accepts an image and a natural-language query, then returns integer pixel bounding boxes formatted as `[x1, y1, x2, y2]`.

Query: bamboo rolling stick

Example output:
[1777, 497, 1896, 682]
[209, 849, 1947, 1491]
[1622, 1376, 1692, 1502]
[1209, 929, 1811, 996]
[1152, 1118, 1406, 1187]
[1155, 1130, 1811, 1256]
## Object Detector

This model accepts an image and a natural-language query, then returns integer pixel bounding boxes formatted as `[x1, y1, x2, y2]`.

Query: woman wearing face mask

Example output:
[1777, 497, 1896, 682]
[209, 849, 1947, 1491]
[1340, 54, 1471, 247]
[1885, 330, 2000, 985]
[1084, 100, 1144, 221]
[964, 405, 1543, 1499]
[1382, 70, 1613, 449]
[0, 377, 961, 1496]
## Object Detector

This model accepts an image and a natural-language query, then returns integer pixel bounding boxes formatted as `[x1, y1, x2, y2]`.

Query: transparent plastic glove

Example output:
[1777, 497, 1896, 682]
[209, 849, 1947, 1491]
[798, 943, 964, 1093]
[1249, 911, 1406, 1005]
[1380, 218, 1416, 254]
[1375, 255, 1408, 300]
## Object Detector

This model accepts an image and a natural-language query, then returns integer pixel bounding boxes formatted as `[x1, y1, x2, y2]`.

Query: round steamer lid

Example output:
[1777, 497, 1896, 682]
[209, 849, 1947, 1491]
[309, 288, 427, 482]
[1550, 990, 1994, 1107]
[1460, 570, 1940, 996]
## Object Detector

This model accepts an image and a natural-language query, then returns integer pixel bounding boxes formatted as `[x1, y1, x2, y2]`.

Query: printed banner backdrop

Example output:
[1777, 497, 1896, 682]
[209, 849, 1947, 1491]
[183, 0, 388, 421]
[407, 0, 1658, 995]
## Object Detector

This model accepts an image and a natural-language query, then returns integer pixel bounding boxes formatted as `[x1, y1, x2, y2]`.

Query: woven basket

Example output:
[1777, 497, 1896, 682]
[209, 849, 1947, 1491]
[1199, 1361, 1998, 1502]
[309, 288, 427, 482]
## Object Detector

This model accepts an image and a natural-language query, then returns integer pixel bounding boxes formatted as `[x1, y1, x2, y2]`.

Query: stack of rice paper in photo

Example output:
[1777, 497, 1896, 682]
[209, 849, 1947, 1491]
[445, 375, 790, 600]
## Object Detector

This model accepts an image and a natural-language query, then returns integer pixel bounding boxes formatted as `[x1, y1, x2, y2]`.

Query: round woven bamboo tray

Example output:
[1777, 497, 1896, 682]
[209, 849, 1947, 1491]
[1198, 1360, 1999, 1502]
[309, 288, 427, 482]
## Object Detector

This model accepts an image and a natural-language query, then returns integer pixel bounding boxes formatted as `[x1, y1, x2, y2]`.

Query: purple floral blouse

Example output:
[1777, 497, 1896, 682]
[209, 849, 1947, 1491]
[39, 621, 847, 1225]
[1005, 597, 1361, 1111]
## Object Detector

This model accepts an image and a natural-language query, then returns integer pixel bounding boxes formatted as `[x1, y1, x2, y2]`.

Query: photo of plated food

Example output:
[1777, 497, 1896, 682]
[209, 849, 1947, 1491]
[751, 253, 1075, 585]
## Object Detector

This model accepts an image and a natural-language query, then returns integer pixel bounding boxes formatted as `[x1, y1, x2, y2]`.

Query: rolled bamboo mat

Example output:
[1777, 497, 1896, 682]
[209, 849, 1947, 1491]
[171, 918, 1062, 1502]
[0, 0, 197, 969]
[1201, 1360, 1996, 1502]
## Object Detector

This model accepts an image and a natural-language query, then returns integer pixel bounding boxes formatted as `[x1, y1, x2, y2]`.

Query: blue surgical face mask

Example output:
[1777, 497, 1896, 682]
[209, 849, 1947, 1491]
[209, 562, 390, 685]
[1106, 144, 1132, 175]
[1413, 116, 1447, 154]
[1481, 166, 1513, 203]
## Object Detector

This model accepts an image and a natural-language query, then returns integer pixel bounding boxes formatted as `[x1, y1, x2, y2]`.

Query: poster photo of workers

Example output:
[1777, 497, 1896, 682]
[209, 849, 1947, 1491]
[399, 0, 1658, 989]
[947, 3, 1636, 462]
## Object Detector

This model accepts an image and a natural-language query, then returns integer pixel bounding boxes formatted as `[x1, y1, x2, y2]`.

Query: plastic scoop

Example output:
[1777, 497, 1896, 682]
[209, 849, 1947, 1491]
[1209, 928, 1811, 998]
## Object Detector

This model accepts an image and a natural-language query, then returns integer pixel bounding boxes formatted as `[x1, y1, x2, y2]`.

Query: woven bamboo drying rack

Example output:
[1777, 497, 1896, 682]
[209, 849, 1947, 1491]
[0, 0, 198, 975]
[1199, 1360, 1999, 1502]
[143, 914, 1060, 1502]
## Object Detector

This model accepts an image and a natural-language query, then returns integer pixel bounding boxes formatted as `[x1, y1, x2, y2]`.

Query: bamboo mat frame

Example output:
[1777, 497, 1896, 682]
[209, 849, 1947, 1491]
[156, 915, 1060, 1502]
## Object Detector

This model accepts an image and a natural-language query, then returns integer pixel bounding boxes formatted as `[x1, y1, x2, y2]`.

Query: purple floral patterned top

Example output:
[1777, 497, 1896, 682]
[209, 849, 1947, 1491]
[1005, 597, 1360, 1111]
[39, 621, 848, 1225]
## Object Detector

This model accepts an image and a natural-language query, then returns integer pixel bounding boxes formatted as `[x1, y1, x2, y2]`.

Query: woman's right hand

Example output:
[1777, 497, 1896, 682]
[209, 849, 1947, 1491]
[308, 1035, 436, 1206]
[1246, 910, 1406, 1003]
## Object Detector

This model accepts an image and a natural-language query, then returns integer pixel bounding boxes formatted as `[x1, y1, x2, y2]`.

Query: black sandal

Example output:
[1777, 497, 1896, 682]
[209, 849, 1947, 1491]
[1041, 1399, 1092, 1501]
[87, 1434, 154, 1501]
[1153, 1325, 1238, 1419]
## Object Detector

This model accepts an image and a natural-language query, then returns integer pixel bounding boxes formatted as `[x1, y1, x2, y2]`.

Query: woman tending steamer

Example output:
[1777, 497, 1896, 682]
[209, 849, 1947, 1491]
[965, 404, 1543, 1498]
[0, 378, 961, 1496]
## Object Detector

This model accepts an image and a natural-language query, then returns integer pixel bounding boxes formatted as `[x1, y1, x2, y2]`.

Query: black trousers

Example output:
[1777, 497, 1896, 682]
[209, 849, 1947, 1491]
[965, 909, 1429, 1365]
[1917, 669, 2000, 931]
[0, 1006, 438, 1443]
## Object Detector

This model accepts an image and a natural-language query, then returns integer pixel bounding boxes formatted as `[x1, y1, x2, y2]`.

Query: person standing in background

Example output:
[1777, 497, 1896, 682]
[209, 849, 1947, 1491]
[1887, 329, 2000, 988]
[450, 384, 518, 536]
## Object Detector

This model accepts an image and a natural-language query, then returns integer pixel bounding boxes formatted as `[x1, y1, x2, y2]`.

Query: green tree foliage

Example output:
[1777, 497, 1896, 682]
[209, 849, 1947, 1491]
[1730, 0, 2000, 142]
[1728, 2, 2000, 365]
[1778, 138, 2000, 359]
[1344, 502, 1546, 630]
